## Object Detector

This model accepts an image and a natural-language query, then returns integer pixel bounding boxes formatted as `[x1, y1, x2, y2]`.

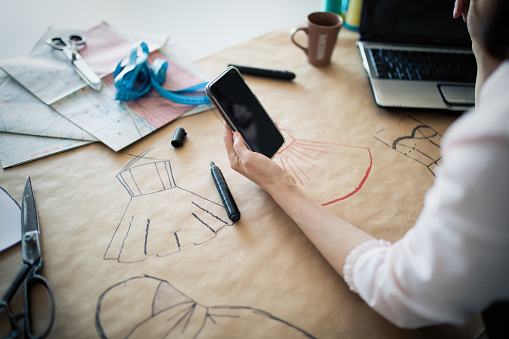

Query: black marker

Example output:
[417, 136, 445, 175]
[210, 162, 241, 223]
[228, 64, 296, 81]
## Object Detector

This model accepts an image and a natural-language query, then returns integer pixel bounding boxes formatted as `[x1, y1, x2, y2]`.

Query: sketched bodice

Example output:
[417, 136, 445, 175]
[118, 161, 176, 197]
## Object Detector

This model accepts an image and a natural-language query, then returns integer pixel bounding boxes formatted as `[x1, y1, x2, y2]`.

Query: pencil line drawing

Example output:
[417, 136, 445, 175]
[374, 116, 442, 176]
[95, 275, 316, 338]
[275, 126, 372, 206]
[104, 148, 233, 264]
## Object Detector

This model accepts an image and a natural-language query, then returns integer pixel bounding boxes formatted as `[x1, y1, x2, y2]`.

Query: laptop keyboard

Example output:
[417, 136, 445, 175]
[368, 48, 477, 83]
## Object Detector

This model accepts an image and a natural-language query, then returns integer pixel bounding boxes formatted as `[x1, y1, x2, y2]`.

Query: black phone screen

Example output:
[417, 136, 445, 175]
[208, 68, 284, 158]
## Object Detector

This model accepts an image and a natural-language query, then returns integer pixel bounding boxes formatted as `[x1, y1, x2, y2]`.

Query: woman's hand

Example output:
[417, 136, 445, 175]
[453, 0, 470, 22]
[454, 0, 502, 104]
[222, 122, 296, 194]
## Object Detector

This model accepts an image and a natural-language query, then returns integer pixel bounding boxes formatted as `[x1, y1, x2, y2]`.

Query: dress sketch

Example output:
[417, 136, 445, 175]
[104, 149, 233, 263]
[374, 116, 442, 176]
[95, 275, 316, 338]
[274, 126, 372, 206]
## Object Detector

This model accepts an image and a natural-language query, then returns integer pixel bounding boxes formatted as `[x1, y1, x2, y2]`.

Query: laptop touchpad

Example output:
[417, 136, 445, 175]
[438, 85, 475, 106]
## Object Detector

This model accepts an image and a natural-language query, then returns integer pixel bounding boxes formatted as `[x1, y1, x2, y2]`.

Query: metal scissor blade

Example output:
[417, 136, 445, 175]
[21, 176, 42, 265]
[62, 47, 102, 91]
[73, 57, 102, 91]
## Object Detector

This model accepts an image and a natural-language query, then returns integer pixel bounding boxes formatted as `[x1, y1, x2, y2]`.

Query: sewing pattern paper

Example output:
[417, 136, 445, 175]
[0, 24, 211, 167]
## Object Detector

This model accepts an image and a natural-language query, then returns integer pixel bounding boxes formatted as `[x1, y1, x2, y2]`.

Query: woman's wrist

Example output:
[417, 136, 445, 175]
[262, 171, 300, 201]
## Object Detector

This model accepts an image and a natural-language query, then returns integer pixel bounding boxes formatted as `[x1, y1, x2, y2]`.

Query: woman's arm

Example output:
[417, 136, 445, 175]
[222, 122, 375, 277]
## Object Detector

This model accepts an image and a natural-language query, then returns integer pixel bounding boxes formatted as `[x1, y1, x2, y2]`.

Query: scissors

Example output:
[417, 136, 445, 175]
[45, 33, 102, 91]
[0, 177, 55, 339]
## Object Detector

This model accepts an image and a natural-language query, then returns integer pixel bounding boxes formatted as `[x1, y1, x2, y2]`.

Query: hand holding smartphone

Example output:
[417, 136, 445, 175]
[206, 67, 285, 159]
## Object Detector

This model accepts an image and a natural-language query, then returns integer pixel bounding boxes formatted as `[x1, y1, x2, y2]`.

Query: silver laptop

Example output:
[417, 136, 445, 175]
[357, 0, 476, 111]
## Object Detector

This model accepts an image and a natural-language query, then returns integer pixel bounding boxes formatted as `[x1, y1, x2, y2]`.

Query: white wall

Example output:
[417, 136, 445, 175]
[0, 0, 321, 60]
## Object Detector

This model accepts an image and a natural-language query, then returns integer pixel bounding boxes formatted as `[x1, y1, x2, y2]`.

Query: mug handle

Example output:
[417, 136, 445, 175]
[290, 27, 308, 54]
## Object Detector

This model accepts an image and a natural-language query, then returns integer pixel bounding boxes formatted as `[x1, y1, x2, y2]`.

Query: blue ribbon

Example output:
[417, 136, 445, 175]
[113, 42, 211, 105]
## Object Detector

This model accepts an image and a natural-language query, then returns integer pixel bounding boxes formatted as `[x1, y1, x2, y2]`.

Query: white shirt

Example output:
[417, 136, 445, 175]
[343, 60, 509, 328]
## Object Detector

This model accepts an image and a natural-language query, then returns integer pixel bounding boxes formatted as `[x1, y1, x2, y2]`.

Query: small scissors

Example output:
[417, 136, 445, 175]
[46, 33, 102, 91]
[0, 177, 55, 339]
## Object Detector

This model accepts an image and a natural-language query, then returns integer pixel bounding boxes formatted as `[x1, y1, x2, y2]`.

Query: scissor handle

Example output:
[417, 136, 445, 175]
[0, 300, 22, 338]
[46, 34, 86, 50]
[0, 262, 55, 339]
[0, 263, 31, 338]
[24, 262, 55, 339]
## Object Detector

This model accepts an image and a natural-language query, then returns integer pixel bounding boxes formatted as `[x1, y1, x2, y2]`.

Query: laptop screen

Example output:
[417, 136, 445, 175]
[360, 0, 472, 48]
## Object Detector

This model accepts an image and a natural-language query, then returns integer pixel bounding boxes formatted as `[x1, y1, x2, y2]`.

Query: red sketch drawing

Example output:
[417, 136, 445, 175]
[274, 127, 372, 206]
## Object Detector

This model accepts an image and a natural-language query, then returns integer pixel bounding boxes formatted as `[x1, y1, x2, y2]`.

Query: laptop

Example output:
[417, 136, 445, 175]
[357, 0, 476, 111]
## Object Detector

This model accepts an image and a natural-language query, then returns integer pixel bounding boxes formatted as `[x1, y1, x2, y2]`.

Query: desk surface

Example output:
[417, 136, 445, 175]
[0, 26, 480, 338]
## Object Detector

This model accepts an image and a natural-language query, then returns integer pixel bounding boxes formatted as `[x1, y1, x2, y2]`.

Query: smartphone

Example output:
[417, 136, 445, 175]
[206, 66, 284, 159]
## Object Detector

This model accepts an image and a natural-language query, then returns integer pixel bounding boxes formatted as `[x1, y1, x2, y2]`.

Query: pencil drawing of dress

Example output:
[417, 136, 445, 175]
[96, 275, 316, 338]
[104, 159, 232, 263]
[375, 116, 442, 176]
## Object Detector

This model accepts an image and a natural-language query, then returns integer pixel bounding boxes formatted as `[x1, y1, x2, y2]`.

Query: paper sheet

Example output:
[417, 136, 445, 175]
[0, 28, 481, 338]
[0, 187, 21, 252]
[0, 132, 92, 168]
[0, 70, 96, 141]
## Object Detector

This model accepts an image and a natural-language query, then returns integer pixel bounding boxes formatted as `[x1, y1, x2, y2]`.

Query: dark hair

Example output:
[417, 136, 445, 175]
[482, 0, 509, 59]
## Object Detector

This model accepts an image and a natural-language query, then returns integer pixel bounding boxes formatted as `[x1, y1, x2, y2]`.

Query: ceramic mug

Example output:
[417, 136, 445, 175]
[290, 12, 343, 67]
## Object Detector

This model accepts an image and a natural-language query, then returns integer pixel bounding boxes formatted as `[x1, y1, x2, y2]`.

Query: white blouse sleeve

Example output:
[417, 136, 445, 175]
[343, 106, 509, 328]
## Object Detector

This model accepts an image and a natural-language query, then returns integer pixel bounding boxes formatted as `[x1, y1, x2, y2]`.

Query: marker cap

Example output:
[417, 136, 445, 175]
[171, 127, 187, 147]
